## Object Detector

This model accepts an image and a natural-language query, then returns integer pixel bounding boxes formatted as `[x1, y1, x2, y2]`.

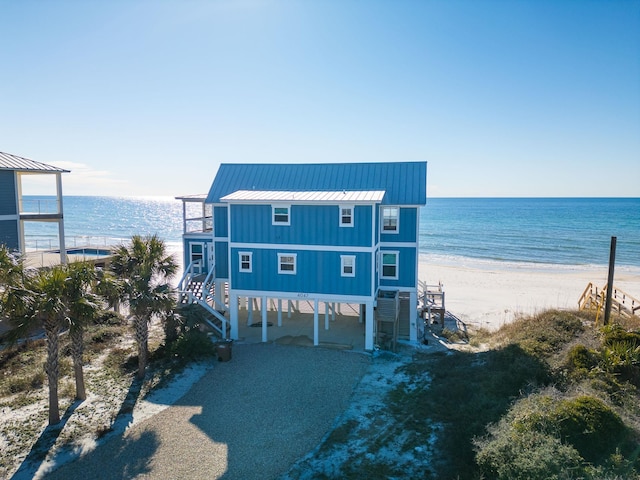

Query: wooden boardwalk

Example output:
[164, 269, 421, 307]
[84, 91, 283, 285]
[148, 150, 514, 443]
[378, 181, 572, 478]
[578, 283, 640, 320]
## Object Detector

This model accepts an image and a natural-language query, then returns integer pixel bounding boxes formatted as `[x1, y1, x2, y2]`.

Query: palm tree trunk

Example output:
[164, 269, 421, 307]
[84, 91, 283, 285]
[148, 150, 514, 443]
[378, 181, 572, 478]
[44, 318, 60, 425]
[135, 316, 148, 379]
[70, 327, 86, 401]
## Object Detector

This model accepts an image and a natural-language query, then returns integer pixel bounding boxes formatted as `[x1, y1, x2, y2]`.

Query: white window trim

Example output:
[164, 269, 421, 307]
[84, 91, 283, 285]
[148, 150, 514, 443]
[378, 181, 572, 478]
[380, 250, 399, 280]
[278, 253, 297, 275]
[340, 255, 356, 277]
[339, 204, 354, 228]
[272, 205, 291, 226]
[239, 251, 252, 273]
[381, 206, 400, 234]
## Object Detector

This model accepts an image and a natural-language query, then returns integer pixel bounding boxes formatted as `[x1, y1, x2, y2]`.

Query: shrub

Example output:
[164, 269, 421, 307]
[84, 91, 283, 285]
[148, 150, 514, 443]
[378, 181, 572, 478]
[94, 309, 126, 326]
[476, 429, 584, 480]
[168, 330, 217, 362]
[566, 344, 598, 380]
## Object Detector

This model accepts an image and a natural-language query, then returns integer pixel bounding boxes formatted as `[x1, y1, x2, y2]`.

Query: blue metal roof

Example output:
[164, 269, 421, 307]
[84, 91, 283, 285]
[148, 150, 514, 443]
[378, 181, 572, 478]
[206, 162, 427, 205]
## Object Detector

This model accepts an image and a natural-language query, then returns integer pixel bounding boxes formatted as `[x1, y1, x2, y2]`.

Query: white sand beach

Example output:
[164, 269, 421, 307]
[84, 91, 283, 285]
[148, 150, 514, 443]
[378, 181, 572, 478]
[419, 254, 640, 331]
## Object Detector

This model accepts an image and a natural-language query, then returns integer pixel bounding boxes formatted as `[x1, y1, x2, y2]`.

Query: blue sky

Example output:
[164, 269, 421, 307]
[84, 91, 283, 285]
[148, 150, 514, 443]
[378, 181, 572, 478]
[2, 0, 638, 197]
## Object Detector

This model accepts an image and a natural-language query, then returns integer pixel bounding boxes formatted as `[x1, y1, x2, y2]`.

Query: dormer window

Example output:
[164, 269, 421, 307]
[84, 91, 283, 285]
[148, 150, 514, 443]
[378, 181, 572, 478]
[272, 205, 290, 225]
[339, 205, 353, 227]
[381, 206, 399, 233]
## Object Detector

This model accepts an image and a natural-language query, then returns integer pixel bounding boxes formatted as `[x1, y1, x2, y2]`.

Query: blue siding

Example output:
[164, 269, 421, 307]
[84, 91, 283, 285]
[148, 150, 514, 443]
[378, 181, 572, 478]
[214, 206, 228, 238]
[380, 207, 418, 243]
[214, 241, 229, 278]
[0, 220, 19, 250]
[231, 247, 372, 296]
[182, 237, 213, 273]
[0, 171, 16, 215]
[230, 204, 373, 247]
[379, 247, 417, 289]
[207, 162, 427, 206]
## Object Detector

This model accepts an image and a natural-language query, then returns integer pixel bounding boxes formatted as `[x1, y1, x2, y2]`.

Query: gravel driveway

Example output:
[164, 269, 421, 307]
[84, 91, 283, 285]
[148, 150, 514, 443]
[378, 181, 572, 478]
[45, 343, 371, 480]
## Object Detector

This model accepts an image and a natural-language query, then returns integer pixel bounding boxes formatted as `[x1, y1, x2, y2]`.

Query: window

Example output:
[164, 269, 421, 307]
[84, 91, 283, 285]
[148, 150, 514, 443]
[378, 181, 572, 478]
[341, 255, 356, 277]
[278, 253, 297, 274]
[239, 252, 252, 272]
[339, 205, 353, 227]
[381, 251, 398, 279]
[381, 206, 399, 233]
[272, 205, 290, 225]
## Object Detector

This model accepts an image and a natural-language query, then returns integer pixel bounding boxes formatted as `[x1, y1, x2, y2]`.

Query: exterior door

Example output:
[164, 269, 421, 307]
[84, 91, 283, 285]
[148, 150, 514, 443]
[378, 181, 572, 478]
[190, 242, 205, 274]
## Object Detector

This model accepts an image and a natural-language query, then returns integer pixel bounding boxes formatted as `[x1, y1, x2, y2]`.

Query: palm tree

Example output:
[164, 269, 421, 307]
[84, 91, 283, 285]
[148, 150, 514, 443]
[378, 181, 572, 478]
[0, 245, 25, 288]
[94, 267, 123, 313]
[9, 266, 68, 425]
[111, 234, 177, 379]
[64, 261, 102, 401]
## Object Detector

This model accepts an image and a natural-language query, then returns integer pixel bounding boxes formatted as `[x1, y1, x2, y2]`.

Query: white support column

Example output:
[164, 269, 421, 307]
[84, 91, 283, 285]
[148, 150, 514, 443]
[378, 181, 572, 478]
[365, 301, 374, 351]
[332, 302, 336, 321]
[215, 280, 224, 309]
[261, 296, 268, 343]
[277, 299, 282, 326]
[324, 302, 329, 330]
[56, 173, 67, 264]
[287, 300, 292, 318]
[313, 299, 319, 346]
[230, 293, 239, 340]
[410, 291, 418, 343]
[359, 304, 363, 324]
[248, 297, 253, 325]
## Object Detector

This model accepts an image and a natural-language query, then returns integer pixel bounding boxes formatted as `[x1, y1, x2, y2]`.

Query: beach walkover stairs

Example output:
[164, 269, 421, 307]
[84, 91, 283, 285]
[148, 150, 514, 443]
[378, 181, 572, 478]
[177, 261, 230, 339]
[579, 283, 640, 320]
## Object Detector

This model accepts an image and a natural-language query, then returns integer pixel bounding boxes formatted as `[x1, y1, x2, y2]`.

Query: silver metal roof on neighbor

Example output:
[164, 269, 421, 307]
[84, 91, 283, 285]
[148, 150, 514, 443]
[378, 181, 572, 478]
[0, 151, 69, 173]
[221, 190, 386, 203]
[207, 161, 427, 205]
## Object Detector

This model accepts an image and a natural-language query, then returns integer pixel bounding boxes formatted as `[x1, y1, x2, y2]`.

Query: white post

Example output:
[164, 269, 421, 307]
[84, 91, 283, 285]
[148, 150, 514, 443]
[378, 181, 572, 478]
[332, 302, 336, 321]
[359, 304, 364, 324]
[365, 301, 374, 351]
[410, 291, 418, 343]
[230, 293, 239, 340]
[287, 300, 292, 318]
[262, 296, 268, 342]
[56, 173, 67, 264]
[277, 299, 282, 327]
[248, 297, 253, 325]
[313, 299, 319, 346]
[325, 302, 329, 330]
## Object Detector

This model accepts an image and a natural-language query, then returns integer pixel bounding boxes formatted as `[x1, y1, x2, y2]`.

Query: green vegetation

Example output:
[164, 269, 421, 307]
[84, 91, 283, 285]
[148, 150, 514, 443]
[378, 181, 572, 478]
[394, 310, 640, 479]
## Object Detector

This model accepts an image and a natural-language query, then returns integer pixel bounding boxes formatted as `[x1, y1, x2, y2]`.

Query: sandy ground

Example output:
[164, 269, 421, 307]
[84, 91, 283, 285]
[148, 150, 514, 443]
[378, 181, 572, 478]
[419, 254, 640, 331]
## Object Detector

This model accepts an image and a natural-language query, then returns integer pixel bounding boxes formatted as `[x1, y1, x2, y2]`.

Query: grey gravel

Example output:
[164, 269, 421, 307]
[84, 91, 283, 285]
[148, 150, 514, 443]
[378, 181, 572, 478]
[45, 343, 371, 480]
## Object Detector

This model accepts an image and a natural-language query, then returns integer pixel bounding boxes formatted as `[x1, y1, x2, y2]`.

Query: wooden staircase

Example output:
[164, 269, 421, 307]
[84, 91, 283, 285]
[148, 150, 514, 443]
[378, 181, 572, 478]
[579, 283, 640, 320]
[177, 261, 230, 339]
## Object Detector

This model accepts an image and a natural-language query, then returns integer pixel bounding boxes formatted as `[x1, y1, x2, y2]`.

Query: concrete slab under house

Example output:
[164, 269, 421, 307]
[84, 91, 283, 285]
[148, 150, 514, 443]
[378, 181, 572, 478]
[176, 161, 427, 352]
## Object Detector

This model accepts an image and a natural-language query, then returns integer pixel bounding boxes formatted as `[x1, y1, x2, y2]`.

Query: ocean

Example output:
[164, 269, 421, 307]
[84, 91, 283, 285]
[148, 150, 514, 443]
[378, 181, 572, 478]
[21, 196, 640, 270]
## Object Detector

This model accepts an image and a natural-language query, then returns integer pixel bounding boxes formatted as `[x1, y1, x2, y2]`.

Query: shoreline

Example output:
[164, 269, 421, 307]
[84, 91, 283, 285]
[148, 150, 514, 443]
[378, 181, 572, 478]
[418, 253, 640, 331]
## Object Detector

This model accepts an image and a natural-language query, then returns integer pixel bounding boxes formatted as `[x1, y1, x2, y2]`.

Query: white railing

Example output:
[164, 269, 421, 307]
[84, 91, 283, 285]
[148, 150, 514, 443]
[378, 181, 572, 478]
[24, 235, 129, 253]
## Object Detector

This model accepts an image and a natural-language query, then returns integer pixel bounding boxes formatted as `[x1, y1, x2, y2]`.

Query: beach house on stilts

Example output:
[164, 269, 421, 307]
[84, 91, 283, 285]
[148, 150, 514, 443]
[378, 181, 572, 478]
[176, 161, 427, 351]
[0, 151, 69, 265]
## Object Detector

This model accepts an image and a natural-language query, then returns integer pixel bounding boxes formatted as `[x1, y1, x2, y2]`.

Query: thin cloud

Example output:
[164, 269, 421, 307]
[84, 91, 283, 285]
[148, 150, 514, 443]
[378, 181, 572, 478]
[20, 161, 131, 196]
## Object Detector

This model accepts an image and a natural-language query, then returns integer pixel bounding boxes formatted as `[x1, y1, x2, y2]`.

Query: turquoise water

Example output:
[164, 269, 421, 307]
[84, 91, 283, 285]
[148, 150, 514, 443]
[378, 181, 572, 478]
[420, 198, 639, 268]
[22, 196, 640, 268]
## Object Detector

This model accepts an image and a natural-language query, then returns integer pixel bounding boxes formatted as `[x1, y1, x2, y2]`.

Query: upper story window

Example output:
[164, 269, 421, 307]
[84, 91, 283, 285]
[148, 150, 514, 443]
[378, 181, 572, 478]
[381, 206, 399, 233]
[278, 253, 297, 274]
[381, 251, 398, 280]
[272, 205, 290, 225]
[341, 255, 356, 277]
[239, 252, 252, 273]
[339, 205, 354, 227]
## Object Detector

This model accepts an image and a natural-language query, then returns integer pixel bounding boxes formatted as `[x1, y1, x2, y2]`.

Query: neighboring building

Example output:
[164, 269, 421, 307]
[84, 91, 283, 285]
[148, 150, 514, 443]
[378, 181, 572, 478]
[0, 151, 69, 264]
[177, 161, 427, 350]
